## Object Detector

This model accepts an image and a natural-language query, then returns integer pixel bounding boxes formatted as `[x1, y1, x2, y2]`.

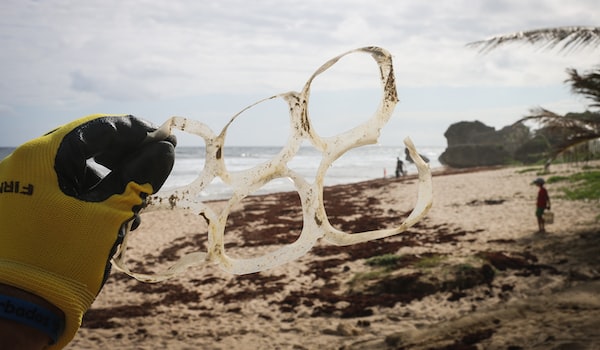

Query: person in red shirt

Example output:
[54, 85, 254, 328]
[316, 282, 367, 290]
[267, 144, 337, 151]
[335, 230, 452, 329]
[532, 177, 551, 233]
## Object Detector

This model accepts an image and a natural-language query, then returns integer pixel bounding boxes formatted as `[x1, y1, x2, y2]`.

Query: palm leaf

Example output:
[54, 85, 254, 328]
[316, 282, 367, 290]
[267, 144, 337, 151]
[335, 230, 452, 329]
[516, 108, 600, 162]
[468, 26, 600, 53]
[468, 26, 600, 167]
[566, 67, 600, 108]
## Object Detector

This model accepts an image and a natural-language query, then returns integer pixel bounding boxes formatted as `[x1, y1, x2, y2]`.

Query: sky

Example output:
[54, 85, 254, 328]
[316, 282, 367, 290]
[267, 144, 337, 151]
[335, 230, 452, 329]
[0, 0, 598, 148]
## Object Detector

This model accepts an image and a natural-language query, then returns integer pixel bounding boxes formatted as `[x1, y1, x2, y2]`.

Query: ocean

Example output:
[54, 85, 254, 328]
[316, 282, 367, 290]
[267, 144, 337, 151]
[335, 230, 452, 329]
[162, 145, 444, 200]
[0, 148, 13, 161]
[0, 145, 444, 200]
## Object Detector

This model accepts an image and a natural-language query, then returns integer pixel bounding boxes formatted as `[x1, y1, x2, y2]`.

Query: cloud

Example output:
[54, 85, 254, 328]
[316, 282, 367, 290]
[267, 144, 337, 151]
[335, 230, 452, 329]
[0, 0, 598, 147]
[0, 103, 14, 117]
[69, 71, 95, 93]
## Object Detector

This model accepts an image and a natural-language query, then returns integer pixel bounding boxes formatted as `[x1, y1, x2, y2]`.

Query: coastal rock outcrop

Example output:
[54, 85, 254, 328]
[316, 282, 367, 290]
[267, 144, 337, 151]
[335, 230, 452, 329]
[439, 121, 531, 168]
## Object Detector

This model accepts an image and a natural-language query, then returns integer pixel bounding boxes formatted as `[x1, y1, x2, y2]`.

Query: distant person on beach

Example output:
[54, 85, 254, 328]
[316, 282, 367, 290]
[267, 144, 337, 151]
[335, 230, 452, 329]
[395, 157, 405, 178]
[0, 115, 176, 349]
[405, 147, 429, 164]
[532, 177, 551, 233]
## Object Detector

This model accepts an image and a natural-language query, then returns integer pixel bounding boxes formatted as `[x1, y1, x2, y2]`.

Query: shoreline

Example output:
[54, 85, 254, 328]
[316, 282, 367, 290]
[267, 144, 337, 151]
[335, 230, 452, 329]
[68, 162, 600, 349]
[200, 164, 506, 204]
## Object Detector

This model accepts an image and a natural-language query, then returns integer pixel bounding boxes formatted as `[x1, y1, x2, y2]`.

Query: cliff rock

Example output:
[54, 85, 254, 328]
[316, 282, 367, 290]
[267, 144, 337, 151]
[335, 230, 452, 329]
[439, 121, 532, 168]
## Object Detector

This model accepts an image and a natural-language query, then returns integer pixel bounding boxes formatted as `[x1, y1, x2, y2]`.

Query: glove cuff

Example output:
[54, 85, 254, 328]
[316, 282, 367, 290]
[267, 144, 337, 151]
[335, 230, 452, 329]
[0, 259, 96, 349]
[0, 294, 65, 344]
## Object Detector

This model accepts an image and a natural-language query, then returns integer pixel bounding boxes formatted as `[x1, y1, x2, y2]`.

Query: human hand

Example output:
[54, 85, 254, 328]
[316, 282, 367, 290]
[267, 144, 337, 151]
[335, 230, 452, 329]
[0, 114, 175, 348]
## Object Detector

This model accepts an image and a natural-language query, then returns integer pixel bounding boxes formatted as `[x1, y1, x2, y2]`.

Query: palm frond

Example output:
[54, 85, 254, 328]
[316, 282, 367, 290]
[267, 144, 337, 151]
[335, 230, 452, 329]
[566, 67, 600, 108]
[516, 108, 600, 162]
[468, 26, 600, 53]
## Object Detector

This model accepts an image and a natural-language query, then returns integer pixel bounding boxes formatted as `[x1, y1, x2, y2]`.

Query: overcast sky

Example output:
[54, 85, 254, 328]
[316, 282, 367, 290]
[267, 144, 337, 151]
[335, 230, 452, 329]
[0, 0, 598, 148]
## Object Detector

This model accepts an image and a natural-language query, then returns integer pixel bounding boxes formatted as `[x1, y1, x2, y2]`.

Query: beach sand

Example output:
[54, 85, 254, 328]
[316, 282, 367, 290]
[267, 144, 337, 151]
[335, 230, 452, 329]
[67, 162, 600, 350]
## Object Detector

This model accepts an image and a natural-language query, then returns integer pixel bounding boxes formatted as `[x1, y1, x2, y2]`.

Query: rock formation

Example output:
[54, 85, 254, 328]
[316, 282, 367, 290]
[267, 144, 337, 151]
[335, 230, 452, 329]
[439, 121, 532, 168]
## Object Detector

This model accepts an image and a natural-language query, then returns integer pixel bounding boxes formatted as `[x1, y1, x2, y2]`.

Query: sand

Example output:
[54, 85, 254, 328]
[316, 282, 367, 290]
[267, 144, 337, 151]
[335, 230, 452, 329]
[67, 161, 600, 350]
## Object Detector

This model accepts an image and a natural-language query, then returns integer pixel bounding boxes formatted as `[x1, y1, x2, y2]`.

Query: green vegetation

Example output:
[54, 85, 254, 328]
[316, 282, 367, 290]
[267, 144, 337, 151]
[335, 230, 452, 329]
[516, 166, 552, 176]
[351, 253, 438, 289]
[548, 170, 600, 201]
[364, 253, 445, 270]
[446, 263, 485, 291]
[365, 253, 402, 268]
[517, 167, 542, 174]
[546, 175, 569, 183]
[349, 254, 493, 296]
[562, 171, 600, 200]
[414, 254, 444, 269]
[350, 254, 404, 289]
[582, 164, 600, 171]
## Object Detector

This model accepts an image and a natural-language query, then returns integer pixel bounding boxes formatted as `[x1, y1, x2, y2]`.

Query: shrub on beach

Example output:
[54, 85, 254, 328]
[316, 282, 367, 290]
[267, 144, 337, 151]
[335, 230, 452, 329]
[548, 170, 600, 201]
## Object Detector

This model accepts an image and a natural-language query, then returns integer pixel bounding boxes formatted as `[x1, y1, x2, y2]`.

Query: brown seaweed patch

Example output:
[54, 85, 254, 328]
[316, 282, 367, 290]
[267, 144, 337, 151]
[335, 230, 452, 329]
[82, 302, 155, 329]
[210, 273, 287, 303]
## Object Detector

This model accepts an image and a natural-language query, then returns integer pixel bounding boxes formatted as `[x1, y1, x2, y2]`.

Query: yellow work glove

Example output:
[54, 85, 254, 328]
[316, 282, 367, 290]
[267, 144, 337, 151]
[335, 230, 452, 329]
[0, 114, 176, 348]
